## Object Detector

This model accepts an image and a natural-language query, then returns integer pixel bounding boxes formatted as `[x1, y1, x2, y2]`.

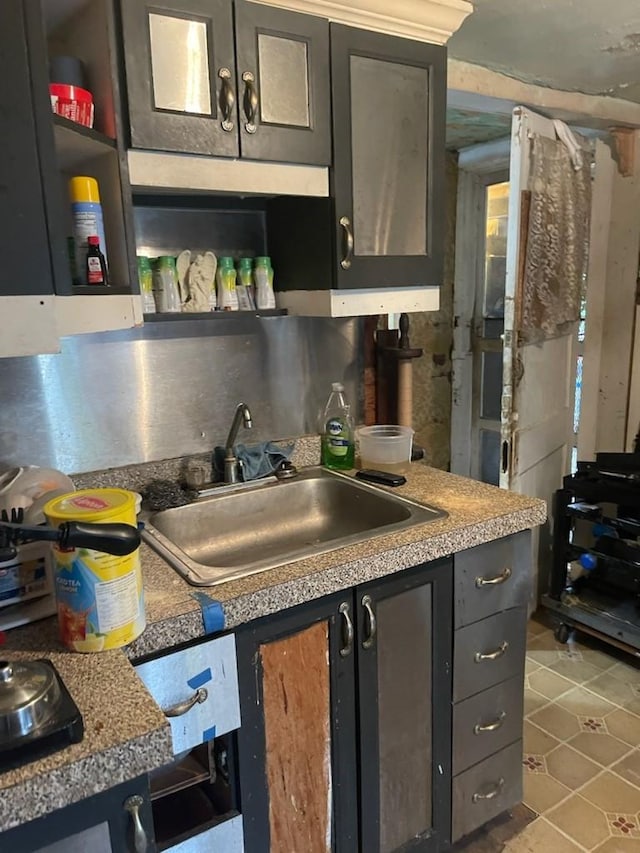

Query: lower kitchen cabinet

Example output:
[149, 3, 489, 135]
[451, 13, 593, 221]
[2, 774, 155, 853]
[236, 557, 453, 852]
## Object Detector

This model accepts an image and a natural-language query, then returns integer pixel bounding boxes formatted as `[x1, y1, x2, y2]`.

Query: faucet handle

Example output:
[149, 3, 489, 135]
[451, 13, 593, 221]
[275, 460, 298, 480]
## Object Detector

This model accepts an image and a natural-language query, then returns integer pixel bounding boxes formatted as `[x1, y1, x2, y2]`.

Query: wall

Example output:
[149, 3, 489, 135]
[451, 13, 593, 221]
[411, 152, 458, 469]
[0, 316, 363, 475]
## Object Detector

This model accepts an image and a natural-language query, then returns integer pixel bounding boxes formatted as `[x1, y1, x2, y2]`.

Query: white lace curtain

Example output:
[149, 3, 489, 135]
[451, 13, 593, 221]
[520, 134, 592, 343]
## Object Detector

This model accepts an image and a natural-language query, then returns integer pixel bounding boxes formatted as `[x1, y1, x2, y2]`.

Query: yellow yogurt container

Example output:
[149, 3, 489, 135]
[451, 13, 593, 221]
[44, 489, 145, 652]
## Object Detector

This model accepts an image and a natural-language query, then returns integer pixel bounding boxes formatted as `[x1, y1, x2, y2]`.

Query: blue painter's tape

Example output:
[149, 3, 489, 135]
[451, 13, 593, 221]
[202, 725, 216, 743]
[188, 668, 212, 690]
[191, 591, 226, 634]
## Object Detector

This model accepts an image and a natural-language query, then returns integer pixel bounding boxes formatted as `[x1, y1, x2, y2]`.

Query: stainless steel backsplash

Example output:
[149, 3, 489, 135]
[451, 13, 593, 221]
[0, 316, 363, 475]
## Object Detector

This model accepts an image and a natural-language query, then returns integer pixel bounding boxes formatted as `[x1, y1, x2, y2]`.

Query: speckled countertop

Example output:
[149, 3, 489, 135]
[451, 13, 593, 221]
[0, 461, 546, 833]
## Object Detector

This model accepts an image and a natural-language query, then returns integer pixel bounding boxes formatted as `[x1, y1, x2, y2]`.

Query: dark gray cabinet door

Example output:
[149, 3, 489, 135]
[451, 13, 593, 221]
[234, 1, 330, 165]
[0, 775, 155, 851]
[0, 1, 61, 296]
[356, 559, 452, 853]
[236, 593, 358, 853]
[331, 25, 446, 290]
[120, 0, 238, 157]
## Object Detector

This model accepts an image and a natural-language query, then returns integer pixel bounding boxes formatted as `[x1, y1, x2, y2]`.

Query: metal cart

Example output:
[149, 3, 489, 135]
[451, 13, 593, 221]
[542, 453, 640, 657]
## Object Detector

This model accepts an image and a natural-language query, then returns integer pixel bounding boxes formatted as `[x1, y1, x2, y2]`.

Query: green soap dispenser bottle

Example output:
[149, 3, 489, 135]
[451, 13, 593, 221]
[321, 382, 355, 470]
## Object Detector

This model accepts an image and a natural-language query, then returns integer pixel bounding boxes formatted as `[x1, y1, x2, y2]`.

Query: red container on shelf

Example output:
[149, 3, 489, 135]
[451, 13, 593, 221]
[49, 83, 94, 128]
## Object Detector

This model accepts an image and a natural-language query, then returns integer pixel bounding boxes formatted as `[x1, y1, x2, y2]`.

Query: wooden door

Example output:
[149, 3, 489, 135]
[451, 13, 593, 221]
[356, 559, 453, 853]
[236, 594, 358, 853]
[234, 1, 330, 165]
[330, 25, 446, 290]
[120, 0, 238, 157]
[501, 106, 587, 599]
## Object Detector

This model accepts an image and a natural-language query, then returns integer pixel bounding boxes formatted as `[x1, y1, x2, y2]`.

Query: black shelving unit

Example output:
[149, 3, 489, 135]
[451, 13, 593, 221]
[543, 455, 640, 655]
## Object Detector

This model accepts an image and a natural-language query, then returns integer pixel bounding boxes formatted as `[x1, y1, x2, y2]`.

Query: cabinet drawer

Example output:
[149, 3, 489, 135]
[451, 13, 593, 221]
[454, 532, 531, 628]
[163, 814, 244, 852]
[453, 608, 527, 702]
[453, 675, 524, 774]
[452, 741, 523, 842]
[135, 634, 240, 755]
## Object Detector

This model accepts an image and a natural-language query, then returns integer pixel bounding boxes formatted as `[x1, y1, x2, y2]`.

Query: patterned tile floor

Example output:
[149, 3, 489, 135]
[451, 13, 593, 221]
[503, 617, 640, 852]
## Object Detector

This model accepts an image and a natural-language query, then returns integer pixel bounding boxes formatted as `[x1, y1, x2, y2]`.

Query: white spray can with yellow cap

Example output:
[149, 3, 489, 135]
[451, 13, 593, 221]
[69, 176, 108, 285]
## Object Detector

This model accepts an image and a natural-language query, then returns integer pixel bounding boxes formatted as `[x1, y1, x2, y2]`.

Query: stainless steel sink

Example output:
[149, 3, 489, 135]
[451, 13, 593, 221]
[142, 467, 446, 586]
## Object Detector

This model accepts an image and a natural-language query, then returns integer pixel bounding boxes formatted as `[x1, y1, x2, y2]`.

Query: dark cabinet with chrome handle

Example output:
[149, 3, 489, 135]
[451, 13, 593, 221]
[1, 776, 156, 852]
[120, 0, 330, 165]
[236, 558, 452, 853]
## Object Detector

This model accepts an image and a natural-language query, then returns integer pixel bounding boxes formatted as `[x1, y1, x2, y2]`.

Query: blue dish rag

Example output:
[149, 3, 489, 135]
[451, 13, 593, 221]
[213, 441, 294, 482]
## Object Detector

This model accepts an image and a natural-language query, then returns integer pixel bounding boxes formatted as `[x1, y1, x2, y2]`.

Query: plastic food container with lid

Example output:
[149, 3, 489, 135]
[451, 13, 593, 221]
[357, 425, 414, 474]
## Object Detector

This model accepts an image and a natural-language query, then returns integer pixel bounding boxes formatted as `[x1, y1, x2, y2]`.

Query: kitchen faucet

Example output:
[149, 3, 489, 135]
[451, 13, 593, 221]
[224, 403, 253, 484]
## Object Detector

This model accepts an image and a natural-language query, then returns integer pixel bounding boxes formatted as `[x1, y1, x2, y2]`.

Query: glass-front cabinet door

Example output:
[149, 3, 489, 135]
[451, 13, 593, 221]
[234, 1, 331, 165]
[331, 25, 446, 289]
[120, 0, 238, 157]
[356, 559, 452, 852]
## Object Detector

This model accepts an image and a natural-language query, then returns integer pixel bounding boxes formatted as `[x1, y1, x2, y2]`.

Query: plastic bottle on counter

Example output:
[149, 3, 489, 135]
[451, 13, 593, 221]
[236, 257, 256, 310]
[217, 256, 238, 311]
[320, 382, 355, 471]
[69, 176, 108, 285]
[86, 235, 108, 285]
[137, 256, 156, 314]
[152, 256, 181, 313]
[254, 256, 276, 310]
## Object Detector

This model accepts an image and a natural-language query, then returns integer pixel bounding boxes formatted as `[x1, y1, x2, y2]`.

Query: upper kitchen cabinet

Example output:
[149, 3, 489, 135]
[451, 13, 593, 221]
[1, 0, 141, 357]
[119, 0, 331, 166]
[0, 0, 69, 354]
[268, 25, 446, 316]
[332, 25, 446, 290]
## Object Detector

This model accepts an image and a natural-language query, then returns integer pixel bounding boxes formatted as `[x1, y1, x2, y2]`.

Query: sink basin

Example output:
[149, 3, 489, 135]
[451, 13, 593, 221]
[142, 467, 446, 586]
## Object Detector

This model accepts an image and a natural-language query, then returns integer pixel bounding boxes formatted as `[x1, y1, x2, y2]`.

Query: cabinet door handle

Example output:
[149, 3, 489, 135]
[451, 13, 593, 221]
[474, 641, 509, 662]
[474, 711, 506, 735]
[475, 567, 512, 588]
[361, 594, 377, 649]
[162, 686, 208, 717]
[472, 777, 505, 802]
[339, 216, 354, 269]
[242, 71, 259, 133]
[339, 602, 354, 657]
[124, 795, 149, 853]
[218, 67, 235, 132]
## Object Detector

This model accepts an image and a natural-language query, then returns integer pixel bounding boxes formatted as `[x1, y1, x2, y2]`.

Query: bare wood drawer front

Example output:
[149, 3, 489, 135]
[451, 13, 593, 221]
[135, 633, 241, 756]
[452, 740, 523, 842]
[454, 532, 531, 628]
[453, 607, 527, 702]
[453, 675, 524, 774]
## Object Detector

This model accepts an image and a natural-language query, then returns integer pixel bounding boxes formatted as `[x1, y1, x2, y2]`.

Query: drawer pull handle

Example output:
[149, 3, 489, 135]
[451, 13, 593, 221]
[163, 687, 208, 717]
[218, 68, 235, 132]
[339, 216, 354, 269]
[475, 641, 509, 662]
[339, 602, 354, 657]
[362, 594, 377, 649]
[475, 567, 512, 588]
[472, 777, 505, 803]
[124, 795, 149, 853]
[242, 70, 259, 133]
[474, 711, 506, 735]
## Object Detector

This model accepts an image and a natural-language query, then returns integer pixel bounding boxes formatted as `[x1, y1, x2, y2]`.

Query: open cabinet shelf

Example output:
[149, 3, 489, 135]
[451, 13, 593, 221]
[52, 114, 116, 171]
